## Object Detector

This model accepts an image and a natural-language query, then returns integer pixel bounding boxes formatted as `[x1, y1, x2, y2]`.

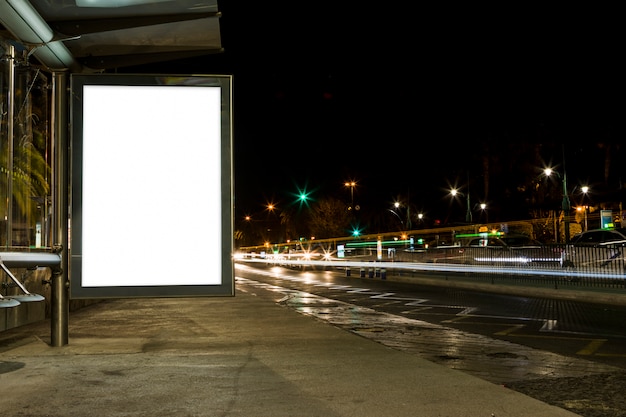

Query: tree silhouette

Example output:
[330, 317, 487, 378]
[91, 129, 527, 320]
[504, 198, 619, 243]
[308, 197, 351, 239]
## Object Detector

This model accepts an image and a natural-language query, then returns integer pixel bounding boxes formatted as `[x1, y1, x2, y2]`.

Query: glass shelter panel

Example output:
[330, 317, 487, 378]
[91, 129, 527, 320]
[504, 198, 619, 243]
[0, 41, 52, 250]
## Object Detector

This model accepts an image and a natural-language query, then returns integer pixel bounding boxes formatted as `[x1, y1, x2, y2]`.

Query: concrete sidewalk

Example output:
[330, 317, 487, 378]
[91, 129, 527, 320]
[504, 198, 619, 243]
[0, 286, 579, 416]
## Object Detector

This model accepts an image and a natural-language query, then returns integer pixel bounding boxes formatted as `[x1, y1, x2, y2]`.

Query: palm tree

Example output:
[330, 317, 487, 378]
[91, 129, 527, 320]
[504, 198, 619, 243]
[0, 66, 51, 246]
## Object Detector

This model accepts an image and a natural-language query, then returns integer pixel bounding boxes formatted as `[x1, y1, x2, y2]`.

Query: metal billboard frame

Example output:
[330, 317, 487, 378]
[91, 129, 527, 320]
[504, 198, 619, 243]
[70, 73, 234, 298]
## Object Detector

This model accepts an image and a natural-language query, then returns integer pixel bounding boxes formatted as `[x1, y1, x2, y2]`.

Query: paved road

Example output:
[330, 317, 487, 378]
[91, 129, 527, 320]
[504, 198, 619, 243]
[236, 263, 626, 417]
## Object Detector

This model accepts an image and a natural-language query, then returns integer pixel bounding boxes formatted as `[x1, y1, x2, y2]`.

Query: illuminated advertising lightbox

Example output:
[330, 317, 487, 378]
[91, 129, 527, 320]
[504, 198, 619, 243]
[70, 74, 233, 298]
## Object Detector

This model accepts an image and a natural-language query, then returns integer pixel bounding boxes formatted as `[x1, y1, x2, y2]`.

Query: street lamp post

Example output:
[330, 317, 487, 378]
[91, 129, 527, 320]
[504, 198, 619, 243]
[344, 181, 356, 210]
[581, 186, 590, 231]
[450, 187, 472, 224]
[391, 201, 409, 230]
[465, 172, 472, 224]
[465, 191, 472, 223]
[388, 208, 404, 230]
[544, 167, 571, 243]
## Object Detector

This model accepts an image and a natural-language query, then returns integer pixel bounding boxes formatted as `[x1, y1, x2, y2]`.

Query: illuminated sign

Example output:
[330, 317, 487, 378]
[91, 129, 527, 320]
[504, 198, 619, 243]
[601, 210, 613, 229]
[70, 74, 233, 298]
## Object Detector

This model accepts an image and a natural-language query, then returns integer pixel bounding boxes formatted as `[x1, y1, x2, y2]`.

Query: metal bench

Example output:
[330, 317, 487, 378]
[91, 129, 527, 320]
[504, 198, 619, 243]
[0, 252, 62, 308]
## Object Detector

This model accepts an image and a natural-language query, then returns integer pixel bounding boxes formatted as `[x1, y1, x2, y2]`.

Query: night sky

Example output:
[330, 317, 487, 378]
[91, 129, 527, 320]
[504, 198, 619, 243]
[129, 3, 625, 223]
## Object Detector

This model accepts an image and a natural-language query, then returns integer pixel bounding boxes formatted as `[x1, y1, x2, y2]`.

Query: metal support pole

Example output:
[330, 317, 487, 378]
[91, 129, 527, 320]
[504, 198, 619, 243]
[6, 44, 15, 246]
[51, 71, 69, 346]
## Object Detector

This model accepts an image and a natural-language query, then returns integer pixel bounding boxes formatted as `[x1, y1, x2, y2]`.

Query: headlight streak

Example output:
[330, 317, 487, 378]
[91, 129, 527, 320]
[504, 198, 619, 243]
[235, 257, 618, 280]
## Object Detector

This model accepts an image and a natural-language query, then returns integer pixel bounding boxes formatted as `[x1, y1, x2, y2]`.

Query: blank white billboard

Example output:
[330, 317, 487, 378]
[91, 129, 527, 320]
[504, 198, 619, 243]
[70, 74, 233, 298]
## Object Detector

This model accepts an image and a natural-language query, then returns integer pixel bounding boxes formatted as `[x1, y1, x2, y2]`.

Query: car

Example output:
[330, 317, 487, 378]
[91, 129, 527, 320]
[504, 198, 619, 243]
[458, 234, 563, 266]
[569, 227, 626, 246]
[564, 228, 626, 271]
[421, 233, 563, 266]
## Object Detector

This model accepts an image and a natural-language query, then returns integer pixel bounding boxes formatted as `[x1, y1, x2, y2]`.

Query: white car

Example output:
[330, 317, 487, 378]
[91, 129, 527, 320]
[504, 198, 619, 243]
[460, 235, 562, 266]
[570, 228, 626, 246]
[564, 228, 626, 271]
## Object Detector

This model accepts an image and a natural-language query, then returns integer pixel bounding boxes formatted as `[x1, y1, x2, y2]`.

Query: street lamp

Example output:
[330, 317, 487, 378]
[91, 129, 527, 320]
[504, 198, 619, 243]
[242, 204, 279, 246]
[544, 167, 571, 243]
[450, 187, 472, 223]
[480, 203, 487, 223]
[388, 202, 405, 230]
[344, 181, 356, 210]
[581, 186, 590, 231]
